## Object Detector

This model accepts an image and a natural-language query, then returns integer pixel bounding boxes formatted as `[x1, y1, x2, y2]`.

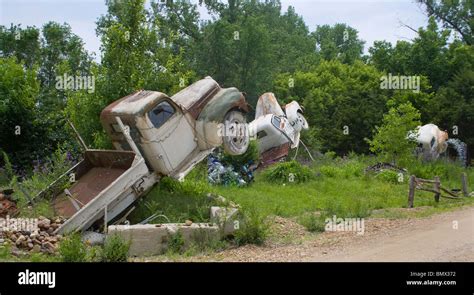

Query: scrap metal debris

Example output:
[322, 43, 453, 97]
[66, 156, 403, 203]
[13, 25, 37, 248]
[207, 153, 254, 186]
[365, 162, 407, 174]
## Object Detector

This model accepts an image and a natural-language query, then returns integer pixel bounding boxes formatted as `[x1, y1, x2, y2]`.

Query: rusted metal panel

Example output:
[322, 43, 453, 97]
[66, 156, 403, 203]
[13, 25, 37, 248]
[56, 155, 151, 234]
[255, 92, 285, 119]
[53, 167, 128, 218]
[101, 91, 166, 118]
[172, 77, 248, 120]
[52, 150, 136, 218]
[198, 88, 248, 122]
[231, 92, 250, 113]
[33, 150, 136, 215]
[171, 77, 220, 119]
[260, 143, 290, 168]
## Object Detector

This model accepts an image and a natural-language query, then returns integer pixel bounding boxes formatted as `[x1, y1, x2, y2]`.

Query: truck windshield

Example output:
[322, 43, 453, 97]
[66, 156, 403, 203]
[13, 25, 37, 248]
[148, 101, 175, 128]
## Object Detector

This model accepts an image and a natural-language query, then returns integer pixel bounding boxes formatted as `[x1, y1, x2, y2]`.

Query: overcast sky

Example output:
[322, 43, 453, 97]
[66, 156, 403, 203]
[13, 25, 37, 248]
[0, 0, 429, 60]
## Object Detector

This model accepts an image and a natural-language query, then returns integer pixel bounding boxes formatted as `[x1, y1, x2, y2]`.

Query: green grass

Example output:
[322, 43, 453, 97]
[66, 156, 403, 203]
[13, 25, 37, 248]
[3, 155, 471, 261]
[128, 156, 474, 238]
[211, 157, 474, 221]
[128, 176, 221, 224]
[102, 234, 130, 262]
[297, 213, 326, 232]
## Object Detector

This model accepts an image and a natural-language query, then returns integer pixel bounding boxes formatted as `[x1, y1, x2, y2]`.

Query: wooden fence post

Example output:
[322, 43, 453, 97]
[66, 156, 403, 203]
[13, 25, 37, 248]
[434, 176, 440, 203]
[461, 173, 469, 197]
[408, 175, 415, 208]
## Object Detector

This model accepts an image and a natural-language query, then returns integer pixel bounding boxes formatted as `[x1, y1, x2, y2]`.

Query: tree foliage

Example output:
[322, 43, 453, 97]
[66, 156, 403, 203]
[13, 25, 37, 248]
[417, 0, 473, 45]
[368, 103, 422, 164]
[0, 0, 473, 173]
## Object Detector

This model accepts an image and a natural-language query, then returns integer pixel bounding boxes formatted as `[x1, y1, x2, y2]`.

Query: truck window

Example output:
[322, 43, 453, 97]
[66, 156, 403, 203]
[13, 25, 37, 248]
[148, 101, 175, 128]
[271, 115, 281, 129]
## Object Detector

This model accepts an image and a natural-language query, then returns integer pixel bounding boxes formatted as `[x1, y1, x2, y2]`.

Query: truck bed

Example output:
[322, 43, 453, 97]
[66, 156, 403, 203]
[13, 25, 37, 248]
[54, 149, 152, 234]
[54, 167, 128, 217]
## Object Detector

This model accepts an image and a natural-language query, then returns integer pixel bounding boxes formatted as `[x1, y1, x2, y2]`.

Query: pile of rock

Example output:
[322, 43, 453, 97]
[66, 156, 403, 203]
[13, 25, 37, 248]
[0, 216, 65, 255]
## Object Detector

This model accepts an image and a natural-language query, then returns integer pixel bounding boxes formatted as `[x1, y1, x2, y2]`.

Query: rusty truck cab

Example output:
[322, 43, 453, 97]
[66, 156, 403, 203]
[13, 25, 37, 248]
[100, 90, 193, 175]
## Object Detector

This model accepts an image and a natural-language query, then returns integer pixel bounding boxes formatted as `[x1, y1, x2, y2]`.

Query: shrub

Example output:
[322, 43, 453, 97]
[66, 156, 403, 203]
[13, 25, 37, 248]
[367, 102, 421, 165]
[85, 246, 103, 262]
[341, 161, 364, 178]
[319, 166, 342, 178]
[262, 160, 313, 184]
[189, 229, 227, 253]
[407, 161, 463, 181]
[102, 234, 130, 262]
[323, 198, 370, 219]
[234, 207, 269, 246]
[11, 147, 74, 217]
[346, 199, 371, 218]
[0, 242, 11, 259]
[58, 233, 87, 262]
[324, 151, 337, 159]
[159, 177, 209, 196]
[159, 177, 182, 193]
[167, 231, 186, 254]
[129, 176, 216, 224]
[221, 140, 259, 168]
[298, 214, 326, 232]
[29, 252, 59, 262]
[322, 198, 344, 217]
[375, 170, 402, 184]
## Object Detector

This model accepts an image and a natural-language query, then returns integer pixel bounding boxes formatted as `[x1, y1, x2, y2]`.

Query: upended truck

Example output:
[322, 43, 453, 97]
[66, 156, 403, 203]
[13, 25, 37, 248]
[50, 76, 308, 234]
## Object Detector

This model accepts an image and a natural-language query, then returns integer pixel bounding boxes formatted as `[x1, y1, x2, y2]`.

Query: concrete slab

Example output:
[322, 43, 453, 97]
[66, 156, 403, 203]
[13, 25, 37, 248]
[210, 206, 240, 236]
[108, 223, 220, 257]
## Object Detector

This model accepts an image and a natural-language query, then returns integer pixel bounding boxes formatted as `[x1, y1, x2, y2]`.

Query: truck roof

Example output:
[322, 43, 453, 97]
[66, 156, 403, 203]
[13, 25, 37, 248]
[102, 77, 222, 120]
[101, 90, 167, 118]
[170, 76, 220, 112]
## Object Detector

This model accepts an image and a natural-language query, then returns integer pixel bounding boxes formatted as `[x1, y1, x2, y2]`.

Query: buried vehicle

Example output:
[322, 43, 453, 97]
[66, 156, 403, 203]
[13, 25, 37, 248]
[408, 123, 468, 166]
[410, 123, 449, 161]
[100, 76, 250, 177]
[53, 77, 250, 234]
[250, 93, 309, 167]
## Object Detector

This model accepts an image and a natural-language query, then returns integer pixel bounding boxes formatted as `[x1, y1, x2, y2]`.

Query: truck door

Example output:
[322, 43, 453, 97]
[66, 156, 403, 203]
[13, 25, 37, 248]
[146, 100, 197, 174]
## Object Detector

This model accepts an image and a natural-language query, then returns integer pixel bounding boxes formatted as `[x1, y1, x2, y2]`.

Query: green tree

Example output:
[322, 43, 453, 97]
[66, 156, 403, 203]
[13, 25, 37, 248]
[368, 102, 421, 164]
[194, 1, 273, 103]
[312, 23, 365, 64]
[428, 45, 474, 157]
[368, 18, 450, 90]
[0, 25, 41, 69]
[274, 60, 390, 154]
[417, 0, 473, 45]
[38, 22, 93, 112]
[368, 41, 394, 71]
[409, 17, 451, 90]
[0, 57, 42, 169]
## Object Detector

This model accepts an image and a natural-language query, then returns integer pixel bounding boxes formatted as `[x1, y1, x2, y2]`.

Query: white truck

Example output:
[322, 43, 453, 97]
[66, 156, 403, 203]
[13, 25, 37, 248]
[250, 92, 309, 167]
[54, 77, 250, 234]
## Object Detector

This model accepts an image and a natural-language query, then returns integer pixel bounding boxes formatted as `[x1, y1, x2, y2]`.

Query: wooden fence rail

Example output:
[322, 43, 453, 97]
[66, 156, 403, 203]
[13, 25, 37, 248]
[408, 173, 470, 208]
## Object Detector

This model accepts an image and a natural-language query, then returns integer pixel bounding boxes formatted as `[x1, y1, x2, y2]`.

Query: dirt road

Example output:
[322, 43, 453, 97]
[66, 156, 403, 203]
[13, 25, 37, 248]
[138, 206, 474, 262]
[312, 206, 474, 262]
